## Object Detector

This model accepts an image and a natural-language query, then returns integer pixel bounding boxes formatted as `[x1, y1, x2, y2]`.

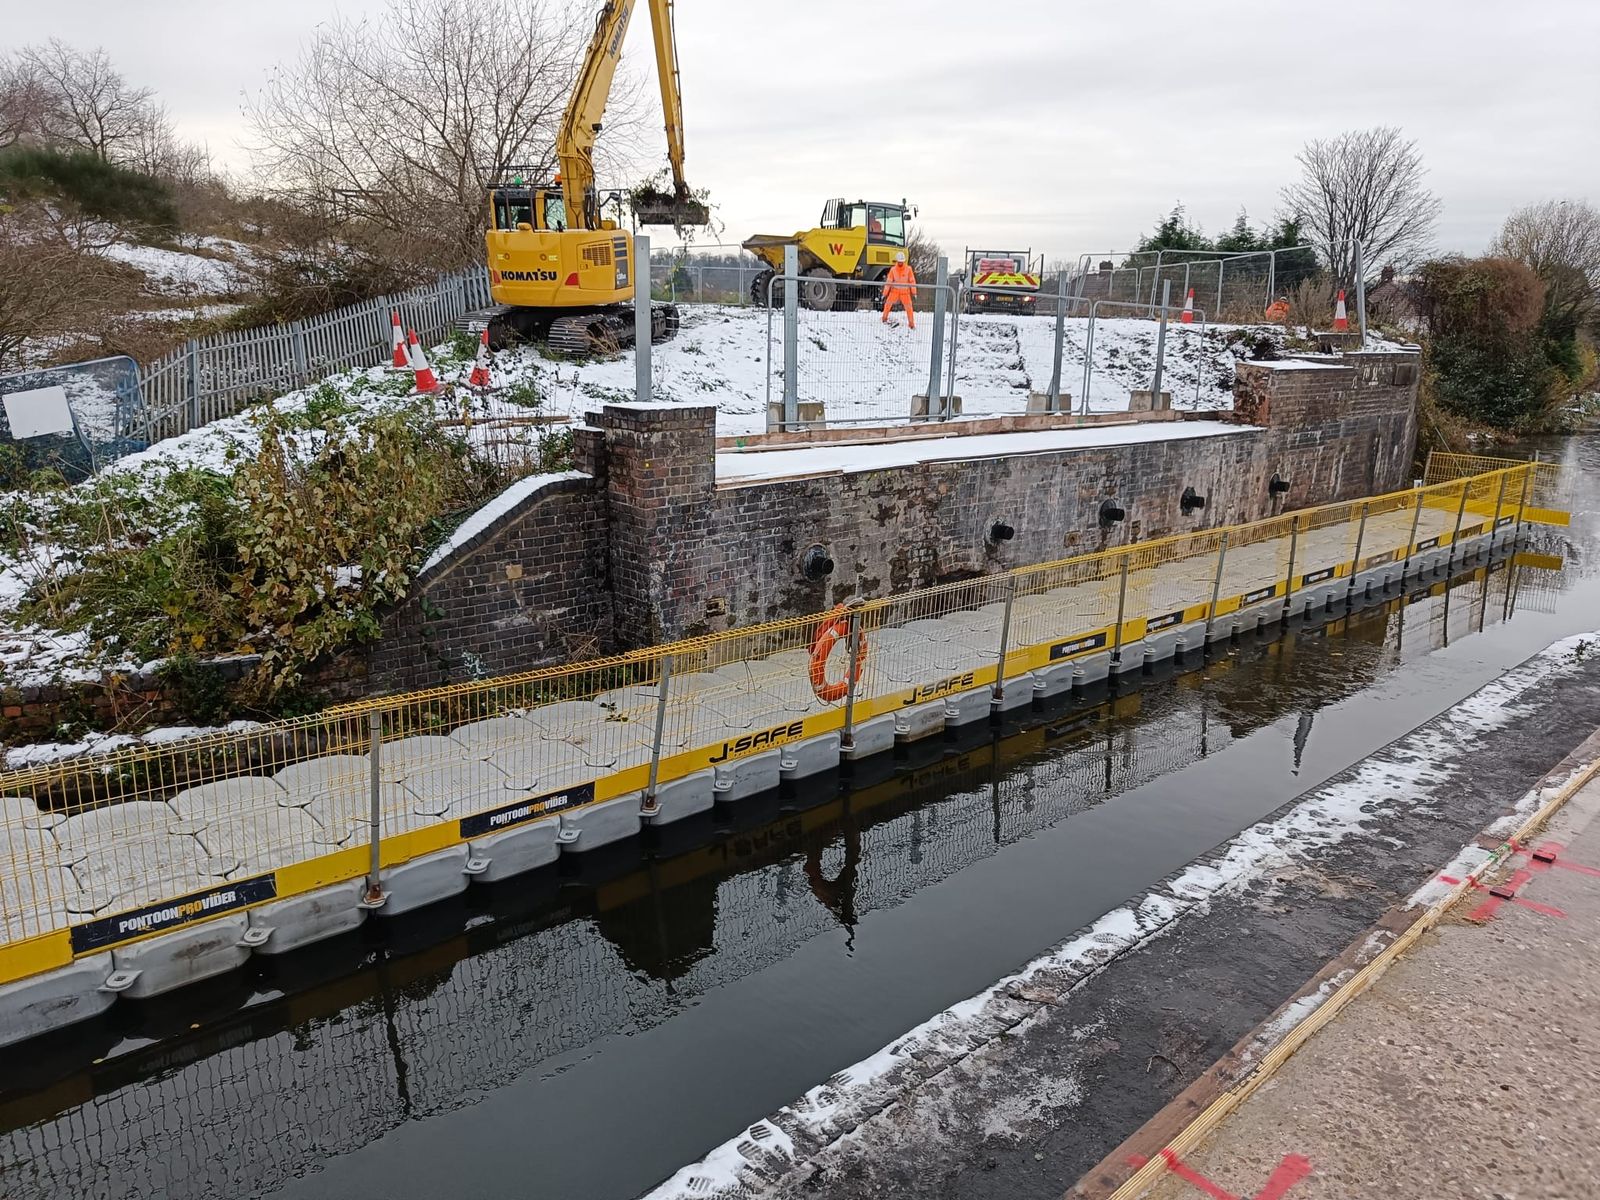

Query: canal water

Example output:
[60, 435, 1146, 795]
[1, 436, 1595, 1200]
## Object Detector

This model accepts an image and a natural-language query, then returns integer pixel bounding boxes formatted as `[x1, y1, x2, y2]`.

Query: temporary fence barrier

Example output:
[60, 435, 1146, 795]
[1422, 450, 1567, 524]
[136, 267, 493, 445]
[650, 251, 765, 307]
[0, 356, 145, 479]
[762, 253, 961, 431]
[0, 465, 1561, 1033]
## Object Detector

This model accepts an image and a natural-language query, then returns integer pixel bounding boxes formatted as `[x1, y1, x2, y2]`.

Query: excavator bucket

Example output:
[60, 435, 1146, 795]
[632, 187, 711, 227]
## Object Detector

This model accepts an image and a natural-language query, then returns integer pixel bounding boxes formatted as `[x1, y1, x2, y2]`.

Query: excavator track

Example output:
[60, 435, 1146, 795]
[457, 303, 681, 357]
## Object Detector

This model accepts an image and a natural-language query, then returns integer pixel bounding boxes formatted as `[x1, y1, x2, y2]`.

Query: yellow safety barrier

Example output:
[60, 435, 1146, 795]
[1425, 450, 1568, 526]
[0, 465, 1553, 989]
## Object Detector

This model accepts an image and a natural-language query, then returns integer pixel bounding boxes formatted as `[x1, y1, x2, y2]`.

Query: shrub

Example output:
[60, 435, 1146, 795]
[0, 146, 178, 233]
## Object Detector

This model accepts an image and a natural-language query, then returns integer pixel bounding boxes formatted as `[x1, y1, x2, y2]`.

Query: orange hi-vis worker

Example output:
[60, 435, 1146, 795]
[882, 252, 917, 329]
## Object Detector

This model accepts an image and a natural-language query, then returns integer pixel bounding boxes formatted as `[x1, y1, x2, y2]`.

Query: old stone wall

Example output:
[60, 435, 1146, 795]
[353, 473, 612, 694]
[1233, 352, 1419, 507]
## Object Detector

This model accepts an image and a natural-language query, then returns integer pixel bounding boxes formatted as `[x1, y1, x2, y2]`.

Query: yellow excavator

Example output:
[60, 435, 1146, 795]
[463, 0, 709, 354]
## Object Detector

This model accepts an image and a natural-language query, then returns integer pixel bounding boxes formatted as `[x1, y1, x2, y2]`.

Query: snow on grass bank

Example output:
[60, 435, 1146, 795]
[642, 630, 1600, 1200]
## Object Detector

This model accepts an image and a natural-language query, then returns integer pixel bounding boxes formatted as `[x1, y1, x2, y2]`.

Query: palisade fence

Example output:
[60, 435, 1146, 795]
[136, 267, 493, 445]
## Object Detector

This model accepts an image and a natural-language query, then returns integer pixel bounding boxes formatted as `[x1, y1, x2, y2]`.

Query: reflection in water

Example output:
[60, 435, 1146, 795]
[1, 439, 1595, 1200]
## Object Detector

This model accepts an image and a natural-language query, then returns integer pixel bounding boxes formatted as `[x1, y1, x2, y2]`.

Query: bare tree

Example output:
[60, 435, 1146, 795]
[0, 53, 54, 149]
[1281, 127, 1442, 283]
[1490, 199, 1600, 332]
[18, 40, 163, 164]
[244, 0, 648, 266]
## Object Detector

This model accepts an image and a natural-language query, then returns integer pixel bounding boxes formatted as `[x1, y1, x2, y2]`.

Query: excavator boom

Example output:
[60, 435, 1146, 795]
[558, 0, 707, 229]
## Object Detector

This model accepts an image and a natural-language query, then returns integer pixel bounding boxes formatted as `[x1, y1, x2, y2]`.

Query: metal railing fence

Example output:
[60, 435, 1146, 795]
[136, 267, 493, 445]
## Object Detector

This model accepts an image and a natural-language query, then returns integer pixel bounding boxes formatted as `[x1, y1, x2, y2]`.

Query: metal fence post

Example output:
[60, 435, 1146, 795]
[1216, 258, 1226, 315]
[1204, 531, 1230, 641]
[642, 654, 673, 814]
[1281, 514, 1301, 617]
[1400, 486, 1426, 580]
[1150, 281, 1173, 405]
[1489, 471, 1509, 548]
[1353, 238, 1367, 350]
[1047, 273, 1068, 412]
[1080, 305, 1098, 417]
[991, 575, 1017, 706]
[290, 320, 309, 387]
[1445, 481, 1470, 572]
[945, 281, 962, 402]
[782, 243, 799, 429]
[1516, 467, 1529, 544]
[1266, 249, 1277, 310]
[1347, 502, 1370, 598]
[363, 713, 386, 908]
[927, 255, 950, 419]
[840, 601, 865, 750]
[184, 338, 200, 430]
[1110, 557, 1132, 664]
[634, 233, 652, 404]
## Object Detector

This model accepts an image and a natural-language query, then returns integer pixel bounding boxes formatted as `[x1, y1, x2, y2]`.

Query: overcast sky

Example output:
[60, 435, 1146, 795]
[5, 0, 1597, 260]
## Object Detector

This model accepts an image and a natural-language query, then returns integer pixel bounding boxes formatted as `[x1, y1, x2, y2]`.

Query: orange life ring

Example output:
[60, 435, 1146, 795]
[809, 605, 866, 703]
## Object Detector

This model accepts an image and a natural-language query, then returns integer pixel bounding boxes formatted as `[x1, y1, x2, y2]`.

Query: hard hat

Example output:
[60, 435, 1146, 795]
[895, 251, 906, 262]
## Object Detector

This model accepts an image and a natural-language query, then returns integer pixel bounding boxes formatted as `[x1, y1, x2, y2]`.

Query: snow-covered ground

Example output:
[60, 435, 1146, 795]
[99, 239, 253, 298]
[483, 304, 1404, 436]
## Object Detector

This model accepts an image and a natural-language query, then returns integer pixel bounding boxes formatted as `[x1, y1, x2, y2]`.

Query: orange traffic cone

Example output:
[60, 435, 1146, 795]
[1180, 288, 1194, 324]
[389, 310, 407, 368]
[1333, 290, 1349, 331]
[466, 328, 492, 389]
[406, 330, 440, 394]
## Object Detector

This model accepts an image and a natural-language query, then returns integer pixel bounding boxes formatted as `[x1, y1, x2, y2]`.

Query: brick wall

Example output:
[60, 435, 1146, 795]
[1233, 352, 1419, 508]
[353, 473, 613, 693]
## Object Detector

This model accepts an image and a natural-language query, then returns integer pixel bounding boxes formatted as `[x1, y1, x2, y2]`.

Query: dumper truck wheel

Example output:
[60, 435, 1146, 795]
[750, 268, 776, 307]
[800, 268, 838, 312]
